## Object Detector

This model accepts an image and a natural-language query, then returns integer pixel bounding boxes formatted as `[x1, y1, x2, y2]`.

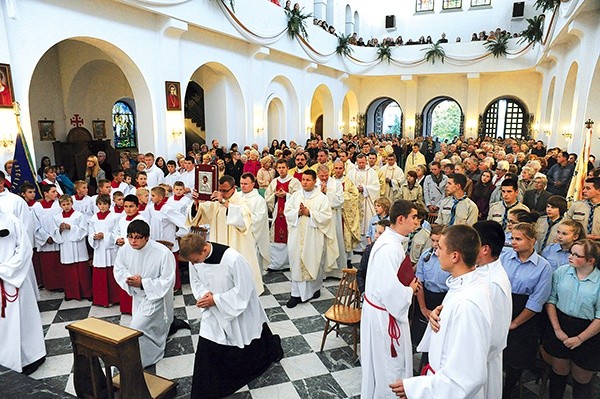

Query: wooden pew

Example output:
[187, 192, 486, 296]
[66, 317, 177, 399]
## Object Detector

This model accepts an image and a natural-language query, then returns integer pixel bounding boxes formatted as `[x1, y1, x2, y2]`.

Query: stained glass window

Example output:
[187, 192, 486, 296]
[442, 0, 462, 9]
[416, 0, 434, 12]
[112, 101, 136, 149]
[471, 0, 491, 6]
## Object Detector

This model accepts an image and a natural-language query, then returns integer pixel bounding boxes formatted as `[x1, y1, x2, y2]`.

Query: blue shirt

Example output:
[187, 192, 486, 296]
[366, 214, 389, 241]
[500, 250, 553, 313]
[547, 265, 600, 320]
[541, 243, 570, 271]
[415, 249, 450, 293]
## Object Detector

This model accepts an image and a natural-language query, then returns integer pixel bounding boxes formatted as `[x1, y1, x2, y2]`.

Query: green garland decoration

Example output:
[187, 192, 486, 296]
[534, 0, 560, 12]
[377, 43, 392, 64]
[285, 8, 312, 40]
[484, 35, 509, 58]
[519, 14, 545, 47]
[336, 34, 354, 57]
[422, 42, 445, 65]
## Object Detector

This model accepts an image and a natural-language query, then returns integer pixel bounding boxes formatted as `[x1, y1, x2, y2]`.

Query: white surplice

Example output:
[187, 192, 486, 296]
[403, 270, 493, 399]
[0, 212, 46, 372]
[189, 246, 268, 347]
[361, 227, 414, 399]
[476, 258, 512, 399]
[186, 191, 264, 295]
[72, 195, 95, 219]
[32, 200, 62, 252]
[284, 188, 338, 301]
[52, 210, 89, 263]
[88, 212, 118, 267]
[0, 190, 34, 241]
[148, 201, 188, 253]
[317, 178, 345, 275]
[347, 167, 380, 249]
[113, 240, 175, 367]
[240, 189, 271, 271]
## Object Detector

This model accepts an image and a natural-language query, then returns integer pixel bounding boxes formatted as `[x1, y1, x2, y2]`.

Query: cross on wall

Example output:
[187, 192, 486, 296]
[70, 114, 84, 127]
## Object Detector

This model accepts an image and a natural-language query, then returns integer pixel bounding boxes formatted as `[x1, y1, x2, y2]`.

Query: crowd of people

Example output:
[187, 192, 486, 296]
[1, 131, 600, 398]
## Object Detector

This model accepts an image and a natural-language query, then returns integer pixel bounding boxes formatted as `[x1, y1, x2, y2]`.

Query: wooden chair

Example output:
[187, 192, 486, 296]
[426, 212, 438, 224]
[320, 268, 362, 358]
[66, 317, 177, 399]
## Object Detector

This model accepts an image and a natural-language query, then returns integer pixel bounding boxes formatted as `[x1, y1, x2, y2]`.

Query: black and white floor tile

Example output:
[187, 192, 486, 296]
[27, 257, 599, 398]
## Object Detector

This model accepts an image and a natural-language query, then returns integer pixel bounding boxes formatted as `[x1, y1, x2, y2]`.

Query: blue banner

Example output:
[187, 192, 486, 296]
[10, 130, 41, 199]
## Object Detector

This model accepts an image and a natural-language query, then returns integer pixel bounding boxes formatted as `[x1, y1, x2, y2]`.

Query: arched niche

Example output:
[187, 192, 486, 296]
[421, 96, 464, 141]
[310, 84, 334, 138]
[264, 75, 299, 145]
[557, 62, 578, 147]
[342, 90, 358, 135]
[267, 97, 285, 144]
[345, 5, 353, 36]
[189, 62, 246, 148]
[543, 76, 556, 140]
[183, 81, 206, 151]
[28, 37, 150, 169]
[365, 97, 403, 136]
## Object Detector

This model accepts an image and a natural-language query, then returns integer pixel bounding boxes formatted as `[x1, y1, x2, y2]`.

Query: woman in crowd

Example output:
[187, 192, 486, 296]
[500, 222, 553, 399]
[257, 156, 275, 189]
[38, 156, 51, 180]
[470, 169, 494, 219]
[84, 155, 105, 195]
[399, 170, 424, 209]
[542, 219, 586, 271]
[243, 149, 261, 179]
[269, 139, 279, 155]
[543, 239, 600, 399]
[155, 156, 168, 176]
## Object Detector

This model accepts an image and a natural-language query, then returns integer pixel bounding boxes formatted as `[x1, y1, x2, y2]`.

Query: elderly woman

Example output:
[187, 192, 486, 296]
[243, 149, 261, 178]
[257, 156, 276, 189]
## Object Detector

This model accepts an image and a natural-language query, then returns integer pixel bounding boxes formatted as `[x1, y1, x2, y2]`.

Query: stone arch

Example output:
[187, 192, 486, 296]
[188, 62, 246, 148]
[365, 97, 403, 136]
[421, 96, 464, 140]
[267, 97, 285, 143]
[310, 84, 334, 138]
[557, 62, 578, 147]
[345, 5, 353, 36]
[342, 90, 359, 135]
[354, 11, 360, 35]
[264, 75, 300, 145]
[544, 76, 556, 134]
[28, 37, 151, 166]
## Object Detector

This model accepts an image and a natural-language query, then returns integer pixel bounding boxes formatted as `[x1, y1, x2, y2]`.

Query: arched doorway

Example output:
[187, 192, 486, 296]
[183, 81, 206, 151]
[309, 84, 334, 138]
[482, 97, 530, 140]
[342, 90, 359, 135]
[422, 97, 463, 142]
[366, 97, 403, 136]
[264, 76, 300, 146]
[267, 97, 285, 142]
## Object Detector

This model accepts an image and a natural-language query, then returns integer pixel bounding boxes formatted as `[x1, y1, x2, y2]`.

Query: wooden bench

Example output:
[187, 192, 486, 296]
[66, 317, 177, 399]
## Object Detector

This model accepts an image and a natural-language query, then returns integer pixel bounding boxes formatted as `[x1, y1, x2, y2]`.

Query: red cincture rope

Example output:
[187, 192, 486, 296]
[0, 280, 19, 318]
[364, 295, 401, 357]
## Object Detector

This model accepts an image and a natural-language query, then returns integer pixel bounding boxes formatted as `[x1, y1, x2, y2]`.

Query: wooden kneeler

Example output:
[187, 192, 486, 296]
[66, 317, 177, 399]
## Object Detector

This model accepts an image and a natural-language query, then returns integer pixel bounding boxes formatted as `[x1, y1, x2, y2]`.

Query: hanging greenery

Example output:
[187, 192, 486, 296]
[534, 0, 560, 12]
[336, 34, 354, 57]
[285, 8, 312, 40]
[422, 42, 445, 64]
[519, 14, 545, 47]
[484, 35, 509, 58]
[377, 43, 392, 64]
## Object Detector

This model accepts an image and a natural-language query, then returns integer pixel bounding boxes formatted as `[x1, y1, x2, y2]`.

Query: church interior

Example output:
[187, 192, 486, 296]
[1, 0, 599, 397]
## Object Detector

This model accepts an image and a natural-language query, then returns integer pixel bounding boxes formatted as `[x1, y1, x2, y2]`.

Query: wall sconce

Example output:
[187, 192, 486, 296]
[561, 128, 573, 141]
[256, 127, 264, 134]
[406, 118, 415, 135]
[543, 124, 551, 137]
[0, 135, 14, 148]
[466, 119, 477, 135]
[349, 117, 357, 133]
[338, 122, 345, 131]
[171, 128, 183, 138]
[306, 123, 313, 134]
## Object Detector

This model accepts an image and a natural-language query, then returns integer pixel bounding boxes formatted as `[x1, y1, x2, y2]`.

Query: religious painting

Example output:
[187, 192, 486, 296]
[165, 81, 181, 111]
[416, 0, 434, 12]
[0, 63, 15, 108]
[38, 120, 56, 141]
[92, 120, 106, 139]
[195, 164, 217, 201]
[112, 101, 136, 149]
[442, 0, 462, 9]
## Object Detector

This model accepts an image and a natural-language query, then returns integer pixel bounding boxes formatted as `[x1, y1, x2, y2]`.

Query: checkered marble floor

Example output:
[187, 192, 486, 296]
[27, 257, 599, 398]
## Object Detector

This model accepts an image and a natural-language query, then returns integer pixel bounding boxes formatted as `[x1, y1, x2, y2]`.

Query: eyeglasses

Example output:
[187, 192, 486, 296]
[507, 220, 518, 225]
[127, 234, 146, 240]
[568, 251, 586, 259]
[219, 186, 234, 193]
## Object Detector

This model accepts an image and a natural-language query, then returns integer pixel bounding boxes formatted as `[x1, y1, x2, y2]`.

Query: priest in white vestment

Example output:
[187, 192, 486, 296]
[113, 220, 175, 368]
[332, 161, 362, 263]
[379, 154, 405, 202]
[316, 165, 344, 277]
[0, 211, 46, 373]
[264, 160, 301, 271]
[347, 153, 380, 251]
[392, 225, 493, 399]
[179, 234, 283, 399]
[239, 173, 271, 271]
[186, 175, 264, 295]
[284, 169, 338, 308]
[361, 200, 421, 399]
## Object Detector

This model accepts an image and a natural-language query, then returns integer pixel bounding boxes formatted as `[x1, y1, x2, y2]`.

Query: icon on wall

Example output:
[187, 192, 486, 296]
[165, 81, 181, 111]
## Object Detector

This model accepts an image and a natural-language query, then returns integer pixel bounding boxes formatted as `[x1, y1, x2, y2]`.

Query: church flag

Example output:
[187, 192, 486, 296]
[566, 125, 593, 205]
[10, 103, 42, 199]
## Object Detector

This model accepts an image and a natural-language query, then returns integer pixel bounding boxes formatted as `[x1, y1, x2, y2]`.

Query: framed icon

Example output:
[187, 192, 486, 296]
[195, 164, 217, 201]
[0, 63, 15, 108]
[165, 81, 181, 111]
[38, 120, 56, 141]
[92, 120, 106, 139]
